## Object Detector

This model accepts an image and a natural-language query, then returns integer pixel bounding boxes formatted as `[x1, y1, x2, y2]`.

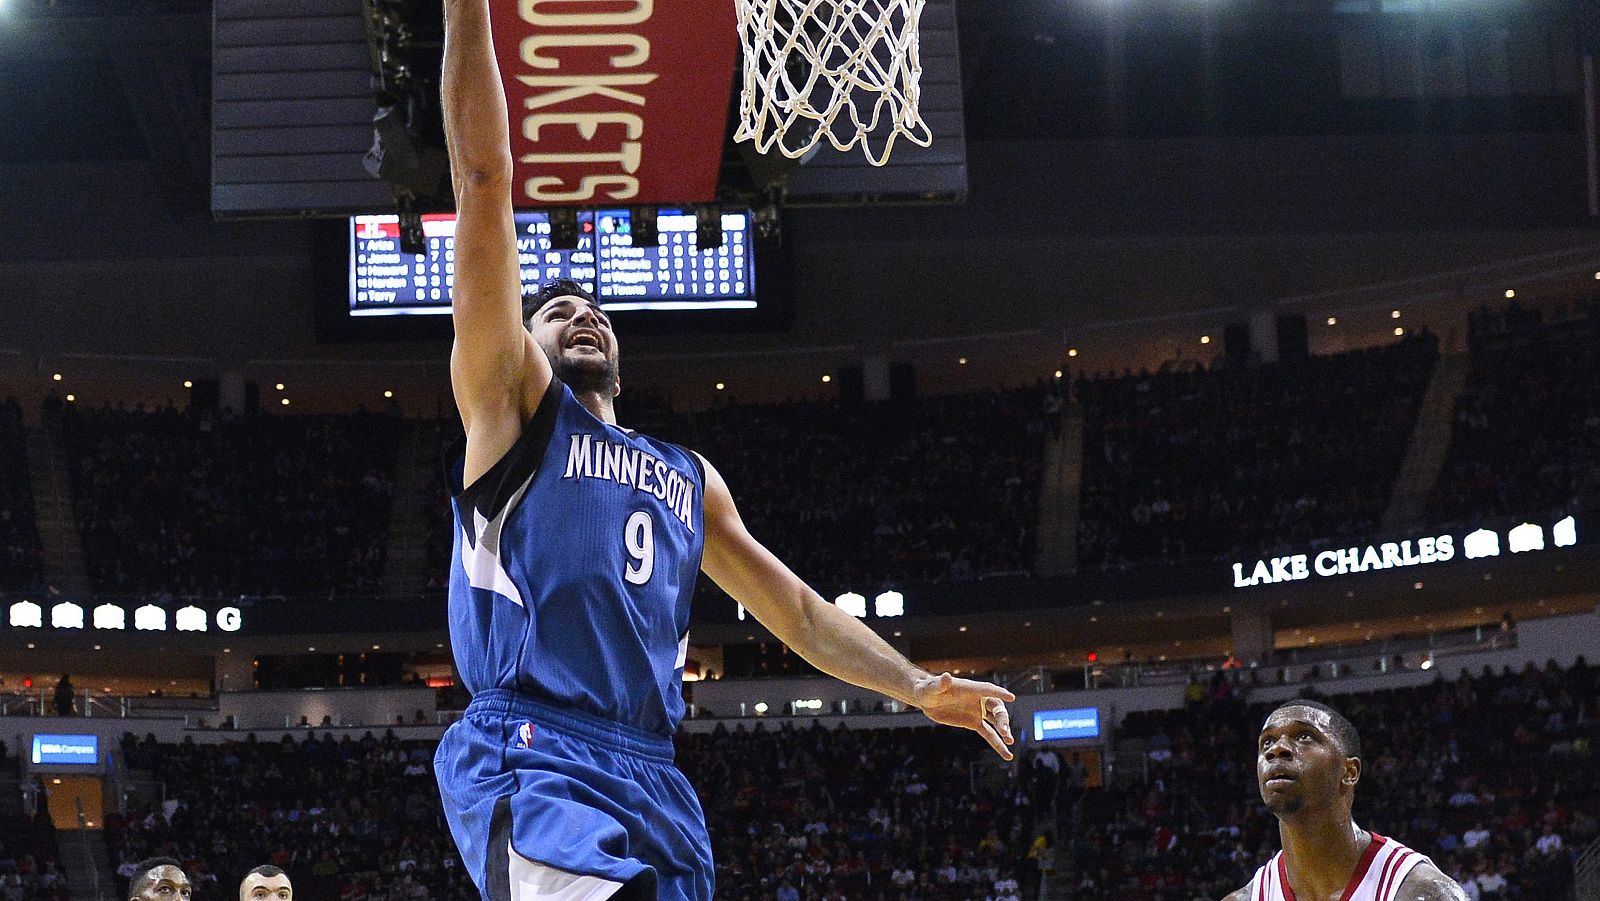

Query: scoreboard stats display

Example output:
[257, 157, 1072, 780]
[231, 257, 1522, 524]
[348, 209, 755, 318]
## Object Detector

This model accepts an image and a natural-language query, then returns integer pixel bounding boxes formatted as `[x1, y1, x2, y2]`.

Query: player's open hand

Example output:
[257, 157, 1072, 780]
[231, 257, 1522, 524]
[912, 672, 1016, 760]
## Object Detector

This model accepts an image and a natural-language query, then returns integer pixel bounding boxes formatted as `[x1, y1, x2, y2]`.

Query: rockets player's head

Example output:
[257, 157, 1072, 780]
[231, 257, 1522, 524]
[128, 858, 191, 901]
[1256, 699, 1362, 820]
[524, 280, 620, 399]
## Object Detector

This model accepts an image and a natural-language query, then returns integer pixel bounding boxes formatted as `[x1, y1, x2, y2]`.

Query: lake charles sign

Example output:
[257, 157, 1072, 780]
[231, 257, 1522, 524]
[1231, 516, 1576, 589]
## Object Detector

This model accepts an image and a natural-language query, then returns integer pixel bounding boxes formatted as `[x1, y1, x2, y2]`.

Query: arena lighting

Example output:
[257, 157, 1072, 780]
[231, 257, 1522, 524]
[628, 207, 659, 248]
[834, 592, 867, 618]
[50, 602, 83, 629]
[393, 198, 427, 256]
[51, 373, 61, 381]
[548, 208, 580, 251]
[753, 202, 781, 241]
[1326, 317, 1338, 326]
[715, 382, 726, 390]
[1199, 335, 1211, 345]
[1067, 348, 1078, 357]
[1391, 310, 1401, 319]
[1420, 655, 1434, 671]
[1053, 370, 1062, 379]
[821, 375, 831, 383]
[280, 398, 290, 406]
[92, 605, 124, 629]
[65, 395, 75, 403]
[957, 357, 968, 365]
[752, 702, 769, 715]
[183, 380, 193, 389]
[1505, 289, 1516, 299]
[873, 591, 904, 617]
[364, 106, 447, 201]
[694, 207, 724, 250]
[383, 390, 394, 398]
[275, 383, 285, 391]
[134, 605, 166, 631]
[1394, 327, 1404, 336]
[9, 601, 41, 628]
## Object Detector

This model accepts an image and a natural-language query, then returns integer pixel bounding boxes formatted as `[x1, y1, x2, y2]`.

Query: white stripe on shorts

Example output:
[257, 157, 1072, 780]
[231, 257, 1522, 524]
[508, 840, 627, 901]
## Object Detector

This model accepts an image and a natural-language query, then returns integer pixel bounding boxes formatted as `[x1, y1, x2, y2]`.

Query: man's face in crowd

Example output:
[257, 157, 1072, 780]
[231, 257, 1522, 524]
[239, 873, 292, 901]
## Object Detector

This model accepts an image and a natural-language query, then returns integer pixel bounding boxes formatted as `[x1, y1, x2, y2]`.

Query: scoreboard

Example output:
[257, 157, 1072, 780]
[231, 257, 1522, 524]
[595, 210, 752, 309]
[348, 209, 756, 317]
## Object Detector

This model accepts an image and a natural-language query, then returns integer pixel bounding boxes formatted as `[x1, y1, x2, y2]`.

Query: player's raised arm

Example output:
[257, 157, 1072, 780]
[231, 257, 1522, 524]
[442, 0, 551, 480]
[695, 453, 1017, 759]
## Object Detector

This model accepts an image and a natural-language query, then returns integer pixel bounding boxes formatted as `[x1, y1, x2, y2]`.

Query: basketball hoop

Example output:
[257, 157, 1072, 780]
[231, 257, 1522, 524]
[734, 0, 932, 167]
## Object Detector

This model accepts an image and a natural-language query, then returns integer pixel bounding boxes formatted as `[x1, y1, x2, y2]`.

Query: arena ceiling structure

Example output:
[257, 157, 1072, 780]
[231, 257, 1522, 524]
[0, 0, 1596, 408]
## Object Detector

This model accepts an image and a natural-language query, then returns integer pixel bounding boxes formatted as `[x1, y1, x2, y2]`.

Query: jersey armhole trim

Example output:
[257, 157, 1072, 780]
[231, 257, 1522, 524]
[453, 377, 565, 523]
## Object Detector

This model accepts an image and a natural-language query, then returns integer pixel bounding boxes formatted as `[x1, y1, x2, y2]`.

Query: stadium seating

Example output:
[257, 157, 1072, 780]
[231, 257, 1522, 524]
[1430, 311, 1600, 529]
[0, 397, 43, 592]
[0, 813, 65, 901]
[58, 405, 401, 596]
[111, 731, 467, 901]
[104, 659, 1594, 901]
[1076, 333, 1438, 569]
[425, 383, 1060, 593]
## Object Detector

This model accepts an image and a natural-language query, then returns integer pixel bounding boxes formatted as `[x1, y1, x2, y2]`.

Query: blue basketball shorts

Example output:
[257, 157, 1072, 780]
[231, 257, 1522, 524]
[434, 689, 714, 901]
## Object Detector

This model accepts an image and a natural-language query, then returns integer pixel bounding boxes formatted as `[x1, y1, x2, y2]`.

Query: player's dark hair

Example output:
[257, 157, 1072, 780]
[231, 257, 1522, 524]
[1271, 698, 1362, 760]
[129, 857, 184, 899]
[244, 865, 286, 880]
[523, 279, 599, 327]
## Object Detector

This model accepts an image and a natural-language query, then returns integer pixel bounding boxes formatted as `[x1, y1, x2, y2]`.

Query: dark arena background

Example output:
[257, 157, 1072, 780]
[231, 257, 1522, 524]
[1, 0, 1599, 900]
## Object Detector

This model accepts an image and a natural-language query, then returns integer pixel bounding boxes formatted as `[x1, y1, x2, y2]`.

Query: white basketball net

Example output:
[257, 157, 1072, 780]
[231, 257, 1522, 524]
[734, 0, 932, 167]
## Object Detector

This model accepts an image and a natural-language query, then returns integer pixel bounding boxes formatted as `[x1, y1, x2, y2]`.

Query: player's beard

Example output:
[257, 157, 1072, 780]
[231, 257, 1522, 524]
[1264, 794, 1305, 817]
[556, 351, 620, 397]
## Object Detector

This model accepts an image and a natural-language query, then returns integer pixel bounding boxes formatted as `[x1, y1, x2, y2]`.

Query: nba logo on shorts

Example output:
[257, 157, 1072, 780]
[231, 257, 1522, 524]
[515, 722, 535, 748]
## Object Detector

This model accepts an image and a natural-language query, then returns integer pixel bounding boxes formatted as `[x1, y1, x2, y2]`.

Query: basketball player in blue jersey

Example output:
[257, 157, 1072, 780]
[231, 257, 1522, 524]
[434, 3, 1017, 901]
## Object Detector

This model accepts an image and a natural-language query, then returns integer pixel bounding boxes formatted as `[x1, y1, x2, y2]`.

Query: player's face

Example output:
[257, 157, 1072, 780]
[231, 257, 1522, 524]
[1256, 707, 1357, 817]
[134, 866, 192, 901]
[239, 875, 292, 901]
[530, 296, 620, 397]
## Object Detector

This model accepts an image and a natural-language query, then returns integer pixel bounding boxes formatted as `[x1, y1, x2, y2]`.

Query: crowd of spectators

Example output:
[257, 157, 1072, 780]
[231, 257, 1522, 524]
[1098, 658, 1595, 900]
[426, 382, 1060, 593]
[679, 722, 1058, 901]
[1075, 333, 1438, 569]
[0, 811, 65, 901]
[0, 397, 43, 591]
[1431, 308, 1600, 529]
[681, 384, 1057, 590]
[57, 402, 401, 596]
[111, 731, 467, 901]
[99, 656, 1594, 901]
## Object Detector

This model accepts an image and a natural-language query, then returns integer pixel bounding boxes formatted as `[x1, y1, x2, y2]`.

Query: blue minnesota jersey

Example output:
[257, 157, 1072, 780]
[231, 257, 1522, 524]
[446, 378, 705, 735]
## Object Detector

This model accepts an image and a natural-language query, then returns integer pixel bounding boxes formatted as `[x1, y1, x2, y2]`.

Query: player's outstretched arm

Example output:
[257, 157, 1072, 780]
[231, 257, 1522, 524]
[1394, 863, 1472, 901]
[696, 453, 1016, 759]
[442, 0, 551, 483]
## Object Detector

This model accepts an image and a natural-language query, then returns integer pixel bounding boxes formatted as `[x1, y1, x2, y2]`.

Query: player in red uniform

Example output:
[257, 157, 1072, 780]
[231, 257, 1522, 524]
[1220, 700, 1469, 901]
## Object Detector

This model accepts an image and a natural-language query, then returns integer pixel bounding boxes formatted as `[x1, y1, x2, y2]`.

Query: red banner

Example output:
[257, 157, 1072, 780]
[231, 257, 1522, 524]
[491, 0, 737, 207]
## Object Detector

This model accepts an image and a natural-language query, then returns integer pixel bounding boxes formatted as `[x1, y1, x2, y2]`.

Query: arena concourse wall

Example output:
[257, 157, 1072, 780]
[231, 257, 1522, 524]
[3, 608, 1592, 756]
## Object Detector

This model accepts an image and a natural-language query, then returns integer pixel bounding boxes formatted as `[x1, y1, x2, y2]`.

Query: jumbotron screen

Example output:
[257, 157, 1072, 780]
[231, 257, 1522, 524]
[348, 209, 756, 317]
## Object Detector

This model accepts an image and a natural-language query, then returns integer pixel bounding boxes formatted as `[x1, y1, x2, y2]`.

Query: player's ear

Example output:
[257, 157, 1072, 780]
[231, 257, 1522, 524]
[1343, 755, 1361, 787]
